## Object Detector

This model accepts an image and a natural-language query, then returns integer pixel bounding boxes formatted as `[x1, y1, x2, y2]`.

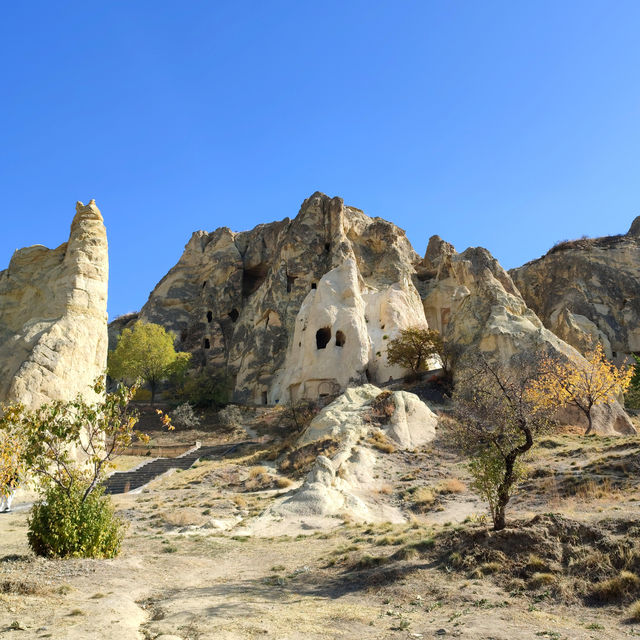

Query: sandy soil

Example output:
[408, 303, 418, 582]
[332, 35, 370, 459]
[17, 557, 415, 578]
[1, 428, 640, 639]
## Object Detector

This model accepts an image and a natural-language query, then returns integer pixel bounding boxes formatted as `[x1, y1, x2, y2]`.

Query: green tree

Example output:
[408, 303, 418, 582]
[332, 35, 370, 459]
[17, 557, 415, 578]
[386, 327, 442, 375]
[624, 354, 640, 410]
[0, 378, 173, 557]
[108, 321, 191, 404]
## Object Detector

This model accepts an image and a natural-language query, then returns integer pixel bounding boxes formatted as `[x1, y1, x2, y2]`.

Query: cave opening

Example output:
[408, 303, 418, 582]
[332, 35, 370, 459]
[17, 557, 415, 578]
[228, 308, 239, 322]
[207, 311, 213, 323]
[335, 330, 346, 347]
[316, 327, 331, 349]
[311, 282, 317, 290]
[242, 264, 268, 297]
[287, 275, 296, 293]
[204, 338, 210, 349]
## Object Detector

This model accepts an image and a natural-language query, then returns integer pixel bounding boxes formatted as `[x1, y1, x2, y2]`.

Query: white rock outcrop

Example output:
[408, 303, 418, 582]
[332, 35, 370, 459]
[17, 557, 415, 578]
[275, 385, 437, 522]
[272, 260, 434, 403]
[0, 200, 109, 408]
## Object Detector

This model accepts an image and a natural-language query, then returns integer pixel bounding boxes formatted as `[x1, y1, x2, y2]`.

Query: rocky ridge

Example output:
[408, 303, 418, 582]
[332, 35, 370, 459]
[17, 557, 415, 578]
[511, 217, 640, 362]
[116, 192, 635, 434]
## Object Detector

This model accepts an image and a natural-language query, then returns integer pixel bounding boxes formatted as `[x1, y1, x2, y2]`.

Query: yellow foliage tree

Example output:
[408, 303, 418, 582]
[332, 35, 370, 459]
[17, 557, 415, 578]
[529, 343, 633, 435]
[0, 420, 24, 498]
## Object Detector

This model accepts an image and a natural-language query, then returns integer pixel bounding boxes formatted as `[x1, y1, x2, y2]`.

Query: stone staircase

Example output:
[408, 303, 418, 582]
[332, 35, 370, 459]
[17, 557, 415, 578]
[103, 441, 254, 495]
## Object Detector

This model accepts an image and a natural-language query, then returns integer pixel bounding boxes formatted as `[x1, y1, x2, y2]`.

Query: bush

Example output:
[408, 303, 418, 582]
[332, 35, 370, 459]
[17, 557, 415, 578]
[170, 403, 201, 430]
[178, 370, 232, 408]
[28, 483, 124, 558]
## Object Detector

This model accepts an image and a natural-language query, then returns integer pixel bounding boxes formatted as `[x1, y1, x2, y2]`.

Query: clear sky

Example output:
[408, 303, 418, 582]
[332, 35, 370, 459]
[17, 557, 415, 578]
[1, 1, 639, 319]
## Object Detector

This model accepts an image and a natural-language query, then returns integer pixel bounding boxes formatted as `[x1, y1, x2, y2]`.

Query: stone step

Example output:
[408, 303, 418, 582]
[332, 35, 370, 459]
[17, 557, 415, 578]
[102, 441, 255, 495]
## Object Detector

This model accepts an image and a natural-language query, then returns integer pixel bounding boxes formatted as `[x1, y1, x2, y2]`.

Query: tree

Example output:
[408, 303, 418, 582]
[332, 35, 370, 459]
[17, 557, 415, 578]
[108, 321, 191, 404]
[529, 343, 633, 435]
[0, 378, 173, 557]
[449, 353, 554, 531]
[386, 327, 442, 375]
[624, 354, 640, 410]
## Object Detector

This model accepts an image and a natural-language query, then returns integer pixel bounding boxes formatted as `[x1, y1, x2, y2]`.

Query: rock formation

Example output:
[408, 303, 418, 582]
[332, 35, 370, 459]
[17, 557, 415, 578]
[511, 219, 640, 362]
[416, 235, 635, 435]
[274, 384, 437, 523]
[137, 192, 430, 404]
[0, 200, 109, 408]
[125, 192, 634, 434]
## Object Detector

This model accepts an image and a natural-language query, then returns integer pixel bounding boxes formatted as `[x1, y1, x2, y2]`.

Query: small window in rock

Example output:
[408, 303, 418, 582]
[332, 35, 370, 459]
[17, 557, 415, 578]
[287, 275, 296, 293]
[613, 351, 618, 358]
[207, 311, 213, 323]
[381, 324, 385, 330]
[316, 327, 331, 349]
[311, 282, 317, 290]
[202, 281, 207, 289]
[335, 330, 346, 347]
[204, 338, 210, 349]
[261, 390, 268, 405]
[324, 242, 330, 252]
[365, 368, 372, 382]
[228, 309, 239, 322]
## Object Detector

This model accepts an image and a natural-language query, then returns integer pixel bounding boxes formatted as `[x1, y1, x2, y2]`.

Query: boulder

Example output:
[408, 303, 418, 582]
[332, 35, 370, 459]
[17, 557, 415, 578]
[0, 200, 108, 408]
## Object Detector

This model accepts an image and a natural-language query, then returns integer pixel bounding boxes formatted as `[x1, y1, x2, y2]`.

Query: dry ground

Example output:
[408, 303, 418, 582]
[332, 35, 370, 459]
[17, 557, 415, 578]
[2, 418, 640, 639]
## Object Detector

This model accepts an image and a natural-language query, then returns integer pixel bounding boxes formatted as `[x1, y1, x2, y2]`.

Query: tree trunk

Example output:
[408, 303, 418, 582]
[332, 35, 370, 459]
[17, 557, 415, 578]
[150, 381, 157, 406]
[584, 409, 593, 435]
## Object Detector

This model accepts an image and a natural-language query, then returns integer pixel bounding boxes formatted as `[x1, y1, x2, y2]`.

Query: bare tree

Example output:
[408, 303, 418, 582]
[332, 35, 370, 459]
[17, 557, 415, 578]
[449, 352, 555, 531]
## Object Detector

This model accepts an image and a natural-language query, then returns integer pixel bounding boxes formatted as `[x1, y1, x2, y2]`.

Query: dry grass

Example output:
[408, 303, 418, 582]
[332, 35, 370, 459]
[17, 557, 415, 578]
[528, 572, 557, 589]
[161, 508, 206, 527]
[279, 437, 340, 477]
[628, 599, 640, 622]
[437, 478, 465, 494]
[366, 430, 396, 454]
[591, 571, 640, 603]
[407, 487, 436, 512]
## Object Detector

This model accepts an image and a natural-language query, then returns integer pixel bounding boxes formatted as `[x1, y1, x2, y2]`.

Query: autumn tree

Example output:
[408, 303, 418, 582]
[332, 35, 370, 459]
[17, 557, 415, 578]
[449, 353, 555, 531]
[530, 343, 633, 435]
[386, 327, 442, 375]
[108, 321, 191, 404]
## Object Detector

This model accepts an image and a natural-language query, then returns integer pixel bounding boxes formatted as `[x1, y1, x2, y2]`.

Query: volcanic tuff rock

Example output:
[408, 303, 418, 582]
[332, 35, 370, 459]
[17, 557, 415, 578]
[510, 218, 640, 361]
[416, 235, 635, 435]
[138, 192, 429, 404]
[0, 200, 108, 408]
[129, 192, 634, 434]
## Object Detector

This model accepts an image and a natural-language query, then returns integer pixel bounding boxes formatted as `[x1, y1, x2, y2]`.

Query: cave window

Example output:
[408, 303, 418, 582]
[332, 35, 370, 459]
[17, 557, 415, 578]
[204, 338, 210, 349]
[316, 327, 331, 349]
[311, 282, 317, 290]
[613, 351, 618, 358]
[242, 264, 268, 297]
[206, 311, 213, 323]
[335, 330, 346, 347]
[202, 281, 207, 289]
[228, 309, 239, 322]
[287, 275, 296, 293]
[365, 368, 372, 382]
[261, 390, 268, 405]
[324, 242, 330, 252]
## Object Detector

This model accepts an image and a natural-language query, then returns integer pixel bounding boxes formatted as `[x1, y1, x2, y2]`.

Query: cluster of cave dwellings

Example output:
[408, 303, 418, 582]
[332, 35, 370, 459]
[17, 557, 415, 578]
[315, 327, 345, 349]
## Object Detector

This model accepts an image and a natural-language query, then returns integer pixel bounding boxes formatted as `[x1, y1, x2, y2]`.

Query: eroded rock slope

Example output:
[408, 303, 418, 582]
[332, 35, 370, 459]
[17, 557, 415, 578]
[0, 200, 108, 408]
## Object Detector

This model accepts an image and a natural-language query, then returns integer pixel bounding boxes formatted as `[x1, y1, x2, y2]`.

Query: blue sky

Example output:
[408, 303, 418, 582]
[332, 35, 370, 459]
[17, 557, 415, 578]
[1, 1, 639, 319]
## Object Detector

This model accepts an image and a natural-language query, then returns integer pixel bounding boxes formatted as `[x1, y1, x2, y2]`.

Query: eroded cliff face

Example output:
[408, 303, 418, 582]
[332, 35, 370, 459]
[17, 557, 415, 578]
[0, 200, 109, 408]
[416, 235, 634, 435]
[138, 192, 428, 404]
[510, 219, 640, 362]
[131, 193, 634, 434]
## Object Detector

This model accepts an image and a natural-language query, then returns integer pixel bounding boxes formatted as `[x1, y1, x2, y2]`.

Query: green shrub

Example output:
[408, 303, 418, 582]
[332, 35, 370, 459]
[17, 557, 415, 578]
[28, 483, 124, 558]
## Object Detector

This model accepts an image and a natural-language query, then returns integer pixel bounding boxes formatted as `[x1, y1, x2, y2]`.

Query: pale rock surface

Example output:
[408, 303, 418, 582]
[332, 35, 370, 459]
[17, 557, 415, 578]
[511, 219, 640, 361]
[0, 200, 108, 408]
[272, 261, 432, 403]
[273, 385, 437, 522]
[416, 236, 634, 435]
